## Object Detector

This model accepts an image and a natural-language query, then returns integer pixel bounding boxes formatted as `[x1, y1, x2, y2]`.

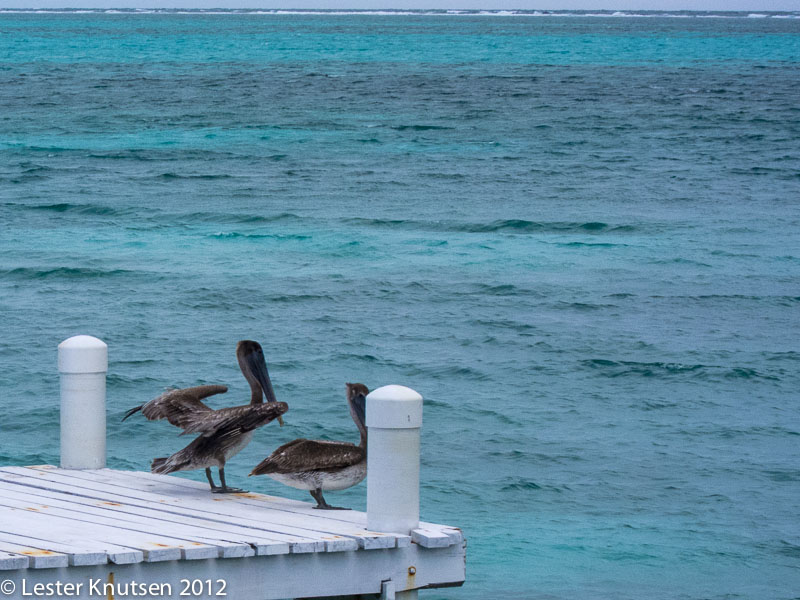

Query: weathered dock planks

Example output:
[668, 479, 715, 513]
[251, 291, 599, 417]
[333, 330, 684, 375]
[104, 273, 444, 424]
[0, 466, 465, 599]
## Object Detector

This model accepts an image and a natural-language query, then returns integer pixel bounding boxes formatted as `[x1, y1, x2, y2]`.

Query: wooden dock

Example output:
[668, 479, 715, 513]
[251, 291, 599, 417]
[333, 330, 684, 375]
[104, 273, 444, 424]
[0, 336, 466, 598]
[0, 466, 465, 599]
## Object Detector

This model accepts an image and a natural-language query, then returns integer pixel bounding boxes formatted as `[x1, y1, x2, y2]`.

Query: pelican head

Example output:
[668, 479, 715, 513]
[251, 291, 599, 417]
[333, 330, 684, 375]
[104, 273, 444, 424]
[237, 340, 284, 426]
[346, 383, 368, 444]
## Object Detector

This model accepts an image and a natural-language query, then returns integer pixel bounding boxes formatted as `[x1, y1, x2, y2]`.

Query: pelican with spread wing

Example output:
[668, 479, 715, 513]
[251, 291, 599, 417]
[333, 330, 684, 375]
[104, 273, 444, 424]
[122, 340, 288, 493]
[249, 383, 367, 509]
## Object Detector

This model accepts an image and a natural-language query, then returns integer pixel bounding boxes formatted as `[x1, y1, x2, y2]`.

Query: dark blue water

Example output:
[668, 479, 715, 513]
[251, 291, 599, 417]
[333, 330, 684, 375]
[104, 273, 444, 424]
[1, 11, 799, 599]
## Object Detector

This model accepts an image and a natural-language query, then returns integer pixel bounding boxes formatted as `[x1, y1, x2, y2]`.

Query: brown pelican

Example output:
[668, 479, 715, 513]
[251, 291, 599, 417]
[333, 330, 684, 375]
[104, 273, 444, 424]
[122, 340, 288, 493]
[249, 383, 368, 510]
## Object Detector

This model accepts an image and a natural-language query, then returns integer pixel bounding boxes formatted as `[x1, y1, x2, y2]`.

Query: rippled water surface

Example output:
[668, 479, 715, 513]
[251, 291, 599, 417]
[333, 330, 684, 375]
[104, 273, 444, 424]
[1, 11, 799, 599]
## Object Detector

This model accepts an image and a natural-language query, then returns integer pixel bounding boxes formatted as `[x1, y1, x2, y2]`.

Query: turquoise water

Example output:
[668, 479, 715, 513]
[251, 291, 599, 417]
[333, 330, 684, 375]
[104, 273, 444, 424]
[1, 10, 800, 599]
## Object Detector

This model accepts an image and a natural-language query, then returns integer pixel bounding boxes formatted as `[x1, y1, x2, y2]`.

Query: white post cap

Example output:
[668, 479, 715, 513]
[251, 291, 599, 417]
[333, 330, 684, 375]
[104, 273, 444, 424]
[58, 335, 108, 374]
[366, 385, 423, 429]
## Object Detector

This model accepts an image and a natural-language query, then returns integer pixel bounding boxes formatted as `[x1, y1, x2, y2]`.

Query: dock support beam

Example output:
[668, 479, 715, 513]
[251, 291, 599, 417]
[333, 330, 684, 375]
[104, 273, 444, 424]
[367, 384, 424, 600]
[58, 335, 107, 469]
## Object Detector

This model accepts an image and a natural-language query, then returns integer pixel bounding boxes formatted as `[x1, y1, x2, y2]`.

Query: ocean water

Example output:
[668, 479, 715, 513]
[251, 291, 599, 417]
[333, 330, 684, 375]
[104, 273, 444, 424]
[1, 10, 799, 599]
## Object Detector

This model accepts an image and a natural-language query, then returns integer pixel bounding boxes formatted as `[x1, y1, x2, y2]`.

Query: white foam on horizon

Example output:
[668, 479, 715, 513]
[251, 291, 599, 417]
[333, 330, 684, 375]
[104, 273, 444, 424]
[0, 9, 797, 19]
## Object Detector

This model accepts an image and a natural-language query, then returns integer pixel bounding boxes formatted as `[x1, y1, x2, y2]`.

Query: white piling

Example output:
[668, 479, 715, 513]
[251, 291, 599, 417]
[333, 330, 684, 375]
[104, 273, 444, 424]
[367, 385, 423, 600]
[58, 335, 108, 469]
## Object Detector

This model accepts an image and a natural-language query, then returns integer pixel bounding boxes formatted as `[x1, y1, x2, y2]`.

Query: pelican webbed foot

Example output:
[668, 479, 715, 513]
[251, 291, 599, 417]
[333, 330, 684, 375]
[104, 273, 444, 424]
[208, 467, 247, 494]
[212, 486, 248, 494]
[310, 488, 351, 510]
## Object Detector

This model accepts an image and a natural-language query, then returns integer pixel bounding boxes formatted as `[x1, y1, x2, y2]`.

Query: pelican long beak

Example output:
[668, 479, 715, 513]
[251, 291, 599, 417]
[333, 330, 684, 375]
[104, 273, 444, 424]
[248, 351, 285, 426]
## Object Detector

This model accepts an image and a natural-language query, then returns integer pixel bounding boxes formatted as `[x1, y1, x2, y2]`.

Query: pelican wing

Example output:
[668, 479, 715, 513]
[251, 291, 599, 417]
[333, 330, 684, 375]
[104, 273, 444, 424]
[250, 439, 365, 475]
[180, 402, 289, 436]
[139, 385, 228, 430]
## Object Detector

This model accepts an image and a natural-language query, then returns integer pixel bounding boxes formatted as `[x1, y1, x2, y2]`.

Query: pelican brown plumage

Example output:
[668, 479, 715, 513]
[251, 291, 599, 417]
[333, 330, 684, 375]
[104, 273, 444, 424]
[249, 383, 368, 509]
[122, 340, 288, 493]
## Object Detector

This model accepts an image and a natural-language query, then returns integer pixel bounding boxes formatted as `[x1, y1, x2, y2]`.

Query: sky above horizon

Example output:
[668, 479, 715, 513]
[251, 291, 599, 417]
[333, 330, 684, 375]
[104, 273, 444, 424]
[3, 1, 800, 10]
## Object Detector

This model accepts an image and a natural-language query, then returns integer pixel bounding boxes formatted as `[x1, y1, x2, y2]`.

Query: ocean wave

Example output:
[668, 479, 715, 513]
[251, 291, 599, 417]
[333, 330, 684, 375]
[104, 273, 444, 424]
[766, 351, 800, 362]
[106, 373, 162, 386]
[639, 400, 679, 410]
[0, 452, 55, 466]
[209, 232, 311, 241]
[582, 359, 781, 381]
[499, 477, 569, 493]
[488, 450, 585, 463]
[0, 266, 140, 280]
[651, 294, 800, 306]
[344, 217, 409, 228]
[156, 173, 234, 180]
[649, 257, 713, 267]
[345, 217, 634, 235]
[763, 469, 800, 482]
[332, 353, 407, 369]
[4, 145, 72, 153]
[16, 202, 127, 217]
[472, 407, 519, 425]
[776, 541, 800, 559]
[17, 163, 53, 174]
[182, 211, 304, 225]
[114, 359, 160, 366]
[553, 301, 617, 311]
[178, 298, 256, 311]
[86, 151, 162, 161]
[470, 318, 537, 331]
[471, 283, 524, 296]
[266, 293, 335, 303]
[556, 241, 626, 248]
[173, 286, 261, 310]
[459, 219, 615, 233]
[391, 125, 455, 131]
[583, 358, 702, 376]
[502, 478, 542, 491]
[407, 364, 491, 381]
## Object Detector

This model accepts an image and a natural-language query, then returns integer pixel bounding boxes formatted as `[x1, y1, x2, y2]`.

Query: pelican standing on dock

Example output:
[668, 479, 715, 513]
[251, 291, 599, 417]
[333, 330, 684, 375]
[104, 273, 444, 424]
[250, 383, 368, 509]
[122, 340, 288, 493]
